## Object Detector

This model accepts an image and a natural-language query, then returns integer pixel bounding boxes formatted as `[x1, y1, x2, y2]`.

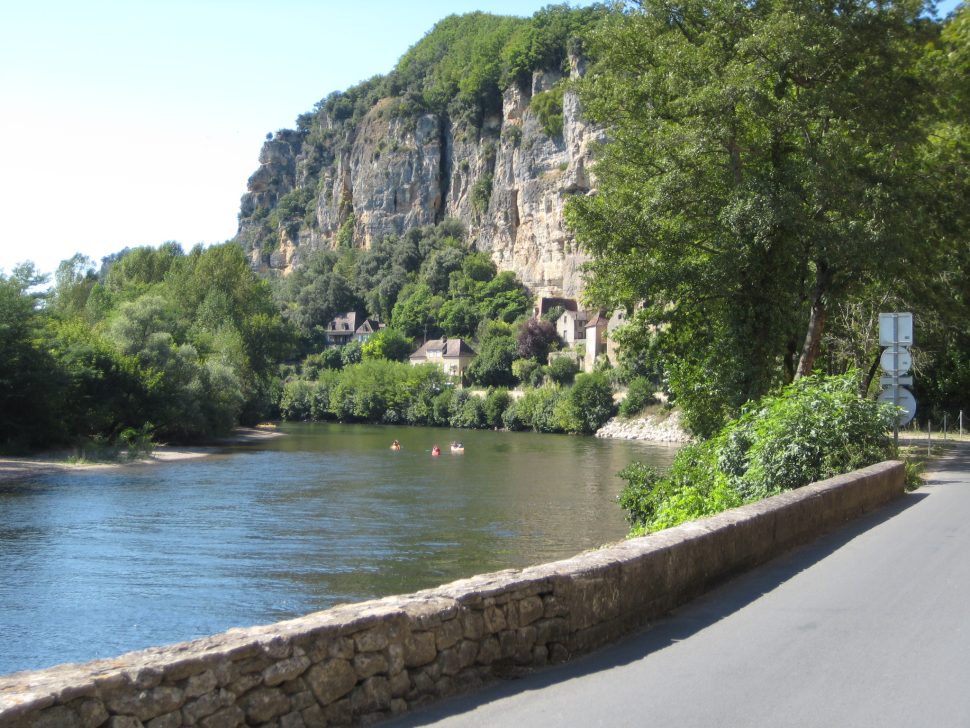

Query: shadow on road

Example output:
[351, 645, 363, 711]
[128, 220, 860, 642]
[389, 488, 929, 726]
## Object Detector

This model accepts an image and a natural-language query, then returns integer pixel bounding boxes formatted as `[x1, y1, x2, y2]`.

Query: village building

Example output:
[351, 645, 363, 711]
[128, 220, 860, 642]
[353, 317, 384, 343]
[409, 337, 477, 379]
[323, 312, 383, 346]
[556, 308, 589, 347]
[583, 312, 609, 371]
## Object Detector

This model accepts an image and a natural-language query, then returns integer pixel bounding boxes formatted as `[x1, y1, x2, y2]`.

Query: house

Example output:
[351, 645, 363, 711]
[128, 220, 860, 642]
[409, 337, 477, 379]
[354, 318, 384, 344]
[556, 308, 589, 346]
[583, 311, 609, 371]
[323, 312, 383, 346]
[323, 312, 364, 347]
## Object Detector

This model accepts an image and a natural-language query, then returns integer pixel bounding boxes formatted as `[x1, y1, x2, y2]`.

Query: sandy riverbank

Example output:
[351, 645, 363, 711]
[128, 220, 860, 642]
[0, 426, 283, 485]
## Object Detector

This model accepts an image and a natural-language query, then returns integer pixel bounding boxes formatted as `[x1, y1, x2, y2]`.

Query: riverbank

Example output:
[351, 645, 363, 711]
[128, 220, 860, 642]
[595, 409, 693, 443]
[0, 426, 283, 484]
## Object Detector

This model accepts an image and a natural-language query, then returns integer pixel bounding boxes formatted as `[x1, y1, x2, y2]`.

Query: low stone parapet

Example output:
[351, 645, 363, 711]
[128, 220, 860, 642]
[0, 461, 904, 727]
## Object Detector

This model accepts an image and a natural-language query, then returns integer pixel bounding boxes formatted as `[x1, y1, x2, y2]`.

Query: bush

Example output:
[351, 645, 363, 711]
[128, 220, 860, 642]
[618, 372, 895, 534]
[547, 355, 579, 385]
[619, 377, 657, 417]
[483, 388, 512, 428]
[562, 371, 615, 434]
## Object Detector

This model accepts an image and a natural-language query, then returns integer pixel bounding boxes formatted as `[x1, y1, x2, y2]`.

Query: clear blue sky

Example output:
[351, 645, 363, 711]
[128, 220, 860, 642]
[0, 0, 961, 278]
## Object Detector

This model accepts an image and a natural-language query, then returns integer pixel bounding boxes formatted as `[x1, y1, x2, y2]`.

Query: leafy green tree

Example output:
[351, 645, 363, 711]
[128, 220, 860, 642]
[560, 371, 615, 434]
[361, 328, 414, 362]
[547, 355, 578, 385]
[567, 0, 945, 435]
[391, 282, 443, 340]
[466, 335, 518, 387]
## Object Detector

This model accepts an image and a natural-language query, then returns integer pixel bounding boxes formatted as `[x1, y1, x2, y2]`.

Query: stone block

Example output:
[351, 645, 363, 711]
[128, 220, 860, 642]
[517, 596, 544, 626]
[107, 717, 142, 728]
[279, 710, 306, 728]
[199, 705, 245, 728]
[436, 648, 461, 676]
[105, 687, 183, 723]
[403, 632, 437, 668]
[300, 705, 326, 728]
[306, 659, 357, 706]
[353, 652, 388, 679]
[482, 606, 506, 634]
[349, 676, 390, 714]
[462, 611, 485, 640]
[240, 687, 290, 723]
[476, 637, 500, 665]
[184, 671, 219, 699]
[322, 697, 352, 726]
[75, 699, 109, 728]
[457, 640, 479, 669]
[386, 643, 405, 675]
[263, 656, 311, 687]
[353, 628, 388, 653]
[434, 618, 463, 651]
[389, 670, 411, 699]
[145, 712, 181, 728]
[181, 688, 234, 725]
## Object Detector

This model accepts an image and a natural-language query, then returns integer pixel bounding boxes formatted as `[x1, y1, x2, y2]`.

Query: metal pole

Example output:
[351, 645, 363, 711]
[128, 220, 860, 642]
[961, 410, 964, 437]
[944, 413, 948, 441]
[928, 420, 932, 456]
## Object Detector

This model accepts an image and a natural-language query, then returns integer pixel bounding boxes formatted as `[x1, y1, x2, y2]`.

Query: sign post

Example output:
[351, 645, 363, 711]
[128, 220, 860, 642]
[878, 312, 916, 447]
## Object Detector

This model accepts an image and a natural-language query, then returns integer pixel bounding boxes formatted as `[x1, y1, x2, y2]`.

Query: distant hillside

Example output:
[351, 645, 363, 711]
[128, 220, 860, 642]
[234, 5, 610, 299]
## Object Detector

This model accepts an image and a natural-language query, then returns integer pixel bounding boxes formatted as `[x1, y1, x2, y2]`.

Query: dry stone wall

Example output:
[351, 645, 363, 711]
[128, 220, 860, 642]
[0, 461, 904, 728]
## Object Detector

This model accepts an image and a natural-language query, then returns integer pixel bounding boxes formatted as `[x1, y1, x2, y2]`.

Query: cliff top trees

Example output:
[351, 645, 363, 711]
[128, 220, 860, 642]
[567, 0, 948, 436]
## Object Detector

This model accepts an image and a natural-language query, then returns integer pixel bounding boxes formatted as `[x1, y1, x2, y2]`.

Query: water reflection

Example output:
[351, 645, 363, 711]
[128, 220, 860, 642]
[0, 423, 677, 675]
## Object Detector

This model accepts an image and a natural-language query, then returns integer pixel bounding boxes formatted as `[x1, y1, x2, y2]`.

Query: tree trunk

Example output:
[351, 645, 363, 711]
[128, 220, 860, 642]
[795, 263, 830, 379]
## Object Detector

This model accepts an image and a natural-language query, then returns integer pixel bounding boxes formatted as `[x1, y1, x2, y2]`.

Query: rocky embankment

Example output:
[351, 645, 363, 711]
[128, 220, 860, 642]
[595, 411, 692, 443]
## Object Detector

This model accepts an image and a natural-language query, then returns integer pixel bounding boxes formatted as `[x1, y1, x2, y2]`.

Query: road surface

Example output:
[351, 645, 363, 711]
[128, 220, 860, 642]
[391, 443, 970, 727]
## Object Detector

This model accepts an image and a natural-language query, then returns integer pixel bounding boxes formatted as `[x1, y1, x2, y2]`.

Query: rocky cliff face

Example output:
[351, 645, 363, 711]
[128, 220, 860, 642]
[236, 56, 602, 299]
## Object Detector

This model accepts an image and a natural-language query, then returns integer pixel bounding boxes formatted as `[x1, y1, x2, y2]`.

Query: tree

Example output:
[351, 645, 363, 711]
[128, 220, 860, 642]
[517, 317, 560, 361]
[361, 328, 414, 362]
[567, 0, 944, 435]
[466, 335, 518, 387]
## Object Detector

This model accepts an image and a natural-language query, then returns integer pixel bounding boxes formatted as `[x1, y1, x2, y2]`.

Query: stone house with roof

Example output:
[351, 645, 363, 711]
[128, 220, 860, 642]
[409, 337, 477, 379]
[323, 312, 384, 346]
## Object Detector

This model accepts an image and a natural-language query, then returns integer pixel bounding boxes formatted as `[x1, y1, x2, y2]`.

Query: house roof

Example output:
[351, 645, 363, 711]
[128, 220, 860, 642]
[354, 319, 383, 335]
[585, 311, 608, 327]
[410, 337, 477, 360]
[325, 311, 362, 333]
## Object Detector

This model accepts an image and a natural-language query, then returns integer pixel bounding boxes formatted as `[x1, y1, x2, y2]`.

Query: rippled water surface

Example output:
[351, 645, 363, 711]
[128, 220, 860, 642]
[0, 422, 678, 675]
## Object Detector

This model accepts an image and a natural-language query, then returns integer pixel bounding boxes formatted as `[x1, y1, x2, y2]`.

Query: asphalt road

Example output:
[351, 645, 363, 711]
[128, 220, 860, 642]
[391, 442, 970, 727]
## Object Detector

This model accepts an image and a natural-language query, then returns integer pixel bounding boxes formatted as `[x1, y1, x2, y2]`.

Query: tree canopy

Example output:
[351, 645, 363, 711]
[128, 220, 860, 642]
[567, 0, 959, 435]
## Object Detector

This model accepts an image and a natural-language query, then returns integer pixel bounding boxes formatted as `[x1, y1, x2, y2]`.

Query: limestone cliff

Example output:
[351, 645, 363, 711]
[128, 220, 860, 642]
[235, 56, 603, 300]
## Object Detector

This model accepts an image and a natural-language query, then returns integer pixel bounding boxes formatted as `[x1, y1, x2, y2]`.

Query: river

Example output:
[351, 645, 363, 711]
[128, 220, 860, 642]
[0, 422, 678, 676]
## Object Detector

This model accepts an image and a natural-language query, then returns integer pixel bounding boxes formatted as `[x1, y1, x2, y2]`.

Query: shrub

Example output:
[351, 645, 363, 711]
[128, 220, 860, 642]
[483, 388, 512, 428]
[618, 372, 895, 534]
[619, 377, 657, 417]
[562, 371, 615, 434]
[547, 355, 579, 385]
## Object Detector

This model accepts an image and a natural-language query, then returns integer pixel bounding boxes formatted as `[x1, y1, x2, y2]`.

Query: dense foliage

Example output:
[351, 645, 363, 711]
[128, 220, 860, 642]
[567, 0, 967, 436]
[278, 359, 614, 435]
[618, 374, 896, 534]
[272, 220, 530, 358]
[0, 245, 291, 452]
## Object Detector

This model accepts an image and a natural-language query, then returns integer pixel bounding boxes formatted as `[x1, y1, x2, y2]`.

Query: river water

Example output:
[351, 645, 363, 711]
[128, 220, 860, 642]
[0, 422, 678, 675]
